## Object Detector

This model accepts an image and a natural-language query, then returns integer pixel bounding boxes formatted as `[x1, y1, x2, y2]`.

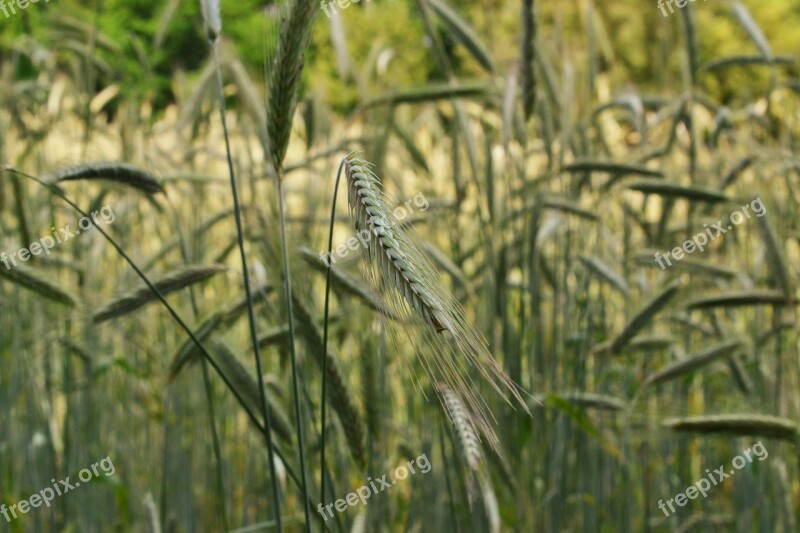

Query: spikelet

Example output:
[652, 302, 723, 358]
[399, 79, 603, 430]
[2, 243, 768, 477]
[643, 338, 743, 388]
[663, 414, 797, 442]
[0, 263, 79, 307]
[44, 162, 164, 195]
[625, 179, 728, 203]
[344, 153, 528, 450]
[91, 264, 227, 323]
[292, 294, 367, 467]
[439, 384, 482, 471]
[521, 0, 537, 121]
[199, 0, 222, 42]
[267, 0, 316, 170]
[607, 279, 680, 354]
[439, 384, 500, 532]
[685, 290, 796, 310]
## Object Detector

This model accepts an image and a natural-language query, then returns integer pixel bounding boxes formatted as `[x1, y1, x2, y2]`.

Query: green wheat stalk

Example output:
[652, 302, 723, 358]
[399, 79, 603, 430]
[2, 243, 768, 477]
[263, 1, 318, 531]
[200, 1, 284, 530]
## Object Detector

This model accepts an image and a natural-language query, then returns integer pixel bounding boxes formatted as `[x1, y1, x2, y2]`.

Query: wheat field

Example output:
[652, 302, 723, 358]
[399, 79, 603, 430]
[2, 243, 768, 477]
[1, 0, 799, 531]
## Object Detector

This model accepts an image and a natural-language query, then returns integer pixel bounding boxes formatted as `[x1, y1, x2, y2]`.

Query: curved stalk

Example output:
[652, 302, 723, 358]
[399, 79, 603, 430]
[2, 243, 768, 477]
[208, 42, 284, 530]
[320, 158, 347, 504]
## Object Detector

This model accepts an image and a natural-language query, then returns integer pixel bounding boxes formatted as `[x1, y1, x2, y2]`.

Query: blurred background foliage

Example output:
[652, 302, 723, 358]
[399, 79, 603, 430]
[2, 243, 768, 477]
[3, 0, 798, 113]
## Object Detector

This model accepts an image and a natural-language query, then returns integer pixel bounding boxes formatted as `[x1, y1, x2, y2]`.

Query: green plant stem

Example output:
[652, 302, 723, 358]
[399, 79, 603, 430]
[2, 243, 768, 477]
[209, 43, 284, 531]
[320, 158, 347, 505]
[276, 167, 313, 533]
[5, 170, 257, 428]
[167, 196, 229, 531]
[4, 167, 335, 530]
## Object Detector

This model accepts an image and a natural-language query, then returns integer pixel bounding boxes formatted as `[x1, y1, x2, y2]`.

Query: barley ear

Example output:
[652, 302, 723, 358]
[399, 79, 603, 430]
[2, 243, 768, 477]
[44, 162, 164, 195]
[293, 293, 367, 467]
[0, 263, 79, 307]
[199, 0, 222, 42]
[521, 0, 537, 121]
[344, 153, 529, 453]
[91, 264, 227, 323]
[439, 384, 501, 533]
[267, 0, 317, 172]
[663, 414, 797, 442]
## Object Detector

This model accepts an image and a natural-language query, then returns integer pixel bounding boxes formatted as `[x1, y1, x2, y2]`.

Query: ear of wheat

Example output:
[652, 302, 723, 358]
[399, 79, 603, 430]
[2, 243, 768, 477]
[267, 0, 316, 172]
[43, 162, 164, 195]
[439, 384, 501, 532]
[199, 0, 222, 41]
[344, 153, 528, 450]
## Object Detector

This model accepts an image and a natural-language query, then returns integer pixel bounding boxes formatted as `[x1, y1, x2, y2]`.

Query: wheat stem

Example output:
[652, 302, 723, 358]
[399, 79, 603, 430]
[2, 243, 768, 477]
[5, 166, 331, 530]
[166, 195, 228, 530]
[208, 35, 284, 531]
[276, 169, 313, 532]
[6, 168, 262, 448]
[320, 158, 347, 503]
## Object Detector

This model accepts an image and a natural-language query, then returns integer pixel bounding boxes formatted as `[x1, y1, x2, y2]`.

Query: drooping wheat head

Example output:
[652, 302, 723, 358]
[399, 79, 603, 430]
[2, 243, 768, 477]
[344, 153, 528, 451]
